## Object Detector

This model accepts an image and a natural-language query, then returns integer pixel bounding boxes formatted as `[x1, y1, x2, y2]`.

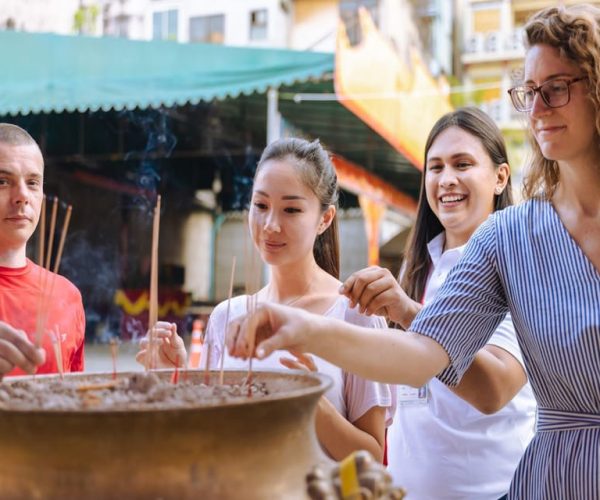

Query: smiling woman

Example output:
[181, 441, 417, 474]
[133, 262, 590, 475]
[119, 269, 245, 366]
[400, 107, 513, 303]
[336, 107, 535, 499]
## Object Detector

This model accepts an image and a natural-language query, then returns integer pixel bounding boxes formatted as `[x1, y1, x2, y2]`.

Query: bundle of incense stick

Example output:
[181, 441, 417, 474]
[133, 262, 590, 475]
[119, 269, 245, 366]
[35, 196, 73, 353]
[146, 195, 161, 371]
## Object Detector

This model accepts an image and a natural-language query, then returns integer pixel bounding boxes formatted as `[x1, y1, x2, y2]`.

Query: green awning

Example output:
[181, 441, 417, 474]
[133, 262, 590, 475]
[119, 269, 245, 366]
[1, 30, 420, 201]
[0, 31, 333, 116]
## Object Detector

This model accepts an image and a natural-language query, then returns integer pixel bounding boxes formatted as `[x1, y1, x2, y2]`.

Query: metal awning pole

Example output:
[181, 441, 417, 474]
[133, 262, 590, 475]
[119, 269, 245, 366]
[263, 86, 282, 285]
[267, 87, 281, 145]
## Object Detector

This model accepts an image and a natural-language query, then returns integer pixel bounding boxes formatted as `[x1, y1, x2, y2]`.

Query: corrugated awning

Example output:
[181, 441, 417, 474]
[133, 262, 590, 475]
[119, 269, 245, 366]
[1, 30, 420, 213]
[0, 31, 333, 116]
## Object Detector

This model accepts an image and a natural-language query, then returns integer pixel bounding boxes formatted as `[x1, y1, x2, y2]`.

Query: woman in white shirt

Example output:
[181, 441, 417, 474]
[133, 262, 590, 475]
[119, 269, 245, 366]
[138, 137, 393, 462]
[340, 107, 536, 499]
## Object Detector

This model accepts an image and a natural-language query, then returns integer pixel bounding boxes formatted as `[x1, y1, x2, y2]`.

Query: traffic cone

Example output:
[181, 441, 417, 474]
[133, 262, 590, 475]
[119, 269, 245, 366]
[187, 319, 204, 369]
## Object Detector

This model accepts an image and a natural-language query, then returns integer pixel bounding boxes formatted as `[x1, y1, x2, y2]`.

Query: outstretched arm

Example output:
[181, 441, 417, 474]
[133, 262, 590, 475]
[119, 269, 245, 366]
[227, 303, 449, 386]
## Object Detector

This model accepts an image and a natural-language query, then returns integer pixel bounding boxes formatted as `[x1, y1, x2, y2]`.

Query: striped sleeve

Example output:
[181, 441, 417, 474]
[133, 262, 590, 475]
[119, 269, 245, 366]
[409, 215, 509, 386]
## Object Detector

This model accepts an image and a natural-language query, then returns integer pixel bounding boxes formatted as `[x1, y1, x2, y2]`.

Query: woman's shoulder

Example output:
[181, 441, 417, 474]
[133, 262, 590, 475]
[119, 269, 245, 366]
[470, 200, 553, 245]
[467, 199, 556, 267]
[209, 295, 248, 324]
[493, 198, 552, 226]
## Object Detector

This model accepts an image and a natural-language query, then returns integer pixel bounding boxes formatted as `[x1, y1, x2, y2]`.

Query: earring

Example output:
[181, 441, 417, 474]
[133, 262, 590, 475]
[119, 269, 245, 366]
[495, 187, 503, 195]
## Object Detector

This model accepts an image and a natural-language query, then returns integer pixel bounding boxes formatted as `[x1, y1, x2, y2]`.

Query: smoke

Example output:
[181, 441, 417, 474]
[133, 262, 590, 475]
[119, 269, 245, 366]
[120, 108, 177, 214]
[220, 144, 258, 211]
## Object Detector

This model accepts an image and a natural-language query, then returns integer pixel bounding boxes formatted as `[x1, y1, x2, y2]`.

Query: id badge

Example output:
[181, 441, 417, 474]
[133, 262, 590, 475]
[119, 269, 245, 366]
[397, 384, 429, 406]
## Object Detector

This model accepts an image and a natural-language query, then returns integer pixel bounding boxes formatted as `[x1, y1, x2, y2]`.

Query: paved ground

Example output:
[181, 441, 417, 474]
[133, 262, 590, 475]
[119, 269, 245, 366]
[84, 342, 144, 373]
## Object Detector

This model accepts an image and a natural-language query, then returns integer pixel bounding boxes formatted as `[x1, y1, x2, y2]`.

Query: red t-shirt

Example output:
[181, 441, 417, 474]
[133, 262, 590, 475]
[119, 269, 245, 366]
[0, 259, 85, 376]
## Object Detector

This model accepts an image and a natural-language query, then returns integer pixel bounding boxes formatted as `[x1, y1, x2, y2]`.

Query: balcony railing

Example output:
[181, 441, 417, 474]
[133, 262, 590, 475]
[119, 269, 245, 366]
[478, 98, 526, 129]
[463, 29, 525, 61]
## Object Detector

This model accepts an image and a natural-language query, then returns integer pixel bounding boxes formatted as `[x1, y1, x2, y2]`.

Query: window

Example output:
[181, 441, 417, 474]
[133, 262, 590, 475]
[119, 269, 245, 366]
[339, 0, 379, 46]
[409, 0, 437, 56]
[153, 9, 178, 41]
[250, 9, 268, 40]
[473, 7, 500, 33]
[189, 14, 225, 44]
[113, 17, 129, 38]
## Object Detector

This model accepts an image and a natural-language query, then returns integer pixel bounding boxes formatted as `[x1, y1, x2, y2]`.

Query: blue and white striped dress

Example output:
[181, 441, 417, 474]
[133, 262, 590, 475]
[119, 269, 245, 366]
[410, 199, 600, 499]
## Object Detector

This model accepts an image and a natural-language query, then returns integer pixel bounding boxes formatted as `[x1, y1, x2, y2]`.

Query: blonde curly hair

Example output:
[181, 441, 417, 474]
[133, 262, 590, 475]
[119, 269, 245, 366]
[522, 4, 600, 199]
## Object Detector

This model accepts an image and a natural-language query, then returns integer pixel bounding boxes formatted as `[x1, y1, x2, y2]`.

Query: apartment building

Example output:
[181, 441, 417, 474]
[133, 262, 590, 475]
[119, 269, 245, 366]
[100, 0, 456, 64]
[0, 0, 89, 33]
[460, 0, 600, 171]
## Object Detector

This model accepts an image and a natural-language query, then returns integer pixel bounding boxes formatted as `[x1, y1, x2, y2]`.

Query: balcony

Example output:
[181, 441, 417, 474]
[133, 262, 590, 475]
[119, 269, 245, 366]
[478, 98, 526, 131]
[462, 29, 526, 64]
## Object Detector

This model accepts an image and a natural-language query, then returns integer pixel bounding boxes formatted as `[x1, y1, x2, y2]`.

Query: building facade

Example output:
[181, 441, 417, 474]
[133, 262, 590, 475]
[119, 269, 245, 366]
[0, 0, 84, 33]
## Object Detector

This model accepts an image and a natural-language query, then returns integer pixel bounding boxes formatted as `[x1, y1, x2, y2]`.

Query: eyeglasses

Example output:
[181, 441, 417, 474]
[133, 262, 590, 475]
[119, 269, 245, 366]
[507, 77, 587, 112]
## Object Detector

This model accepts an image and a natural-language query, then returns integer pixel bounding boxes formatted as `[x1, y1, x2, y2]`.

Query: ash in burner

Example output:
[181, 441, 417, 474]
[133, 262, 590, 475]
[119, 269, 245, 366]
[0, 372, 269, 411]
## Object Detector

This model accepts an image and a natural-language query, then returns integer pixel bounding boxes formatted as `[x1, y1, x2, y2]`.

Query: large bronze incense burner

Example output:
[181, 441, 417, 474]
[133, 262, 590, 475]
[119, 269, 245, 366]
[0, 370, 331, 500]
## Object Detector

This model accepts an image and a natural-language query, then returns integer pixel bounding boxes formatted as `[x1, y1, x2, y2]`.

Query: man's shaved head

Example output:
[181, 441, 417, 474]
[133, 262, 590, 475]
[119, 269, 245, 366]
[0, 123, 38, 147]
[0, 124, 43, 171]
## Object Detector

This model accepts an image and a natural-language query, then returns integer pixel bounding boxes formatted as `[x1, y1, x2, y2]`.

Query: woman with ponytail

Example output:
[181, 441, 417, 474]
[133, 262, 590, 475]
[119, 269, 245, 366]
[140, 137, 393, 462]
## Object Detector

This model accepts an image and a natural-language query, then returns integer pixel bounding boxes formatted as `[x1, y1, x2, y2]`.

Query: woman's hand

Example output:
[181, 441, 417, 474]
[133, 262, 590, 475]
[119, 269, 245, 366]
[226, 303, 321, 360]
[136, 321, 187, 369]
[340, 266, 417, 327]
[279, 351, 318, 372]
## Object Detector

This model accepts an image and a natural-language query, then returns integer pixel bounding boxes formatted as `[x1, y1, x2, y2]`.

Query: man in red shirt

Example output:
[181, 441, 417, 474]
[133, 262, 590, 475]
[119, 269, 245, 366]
[0, 123, 85, 379]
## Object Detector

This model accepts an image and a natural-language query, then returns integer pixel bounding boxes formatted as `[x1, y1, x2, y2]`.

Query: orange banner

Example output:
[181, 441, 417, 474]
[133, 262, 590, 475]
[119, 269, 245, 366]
[332, 155, 417, 216]
[358, 195, 386, 266]
[335, 7, 453, 169]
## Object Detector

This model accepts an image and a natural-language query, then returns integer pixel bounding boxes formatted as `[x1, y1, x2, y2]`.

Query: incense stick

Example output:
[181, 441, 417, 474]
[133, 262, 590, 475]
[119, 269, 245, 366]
[51, 326, 63, 380]
[52, 205, 72, 274]
[203, 341, 212, 385]
[171, 355, 180, 385]
[147, 195, 161, 370]
[38, 195, 46, 266]
[35, 196, 53, 347]
[36, 196, 58, 346]
[246, 225, 262, 397]
[110, 338, 118, 380]
[44, 196, 58, 271]
[219, 256, 236, 385]
[246, 300, 255, 397]
[77, 381, 119, 392]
